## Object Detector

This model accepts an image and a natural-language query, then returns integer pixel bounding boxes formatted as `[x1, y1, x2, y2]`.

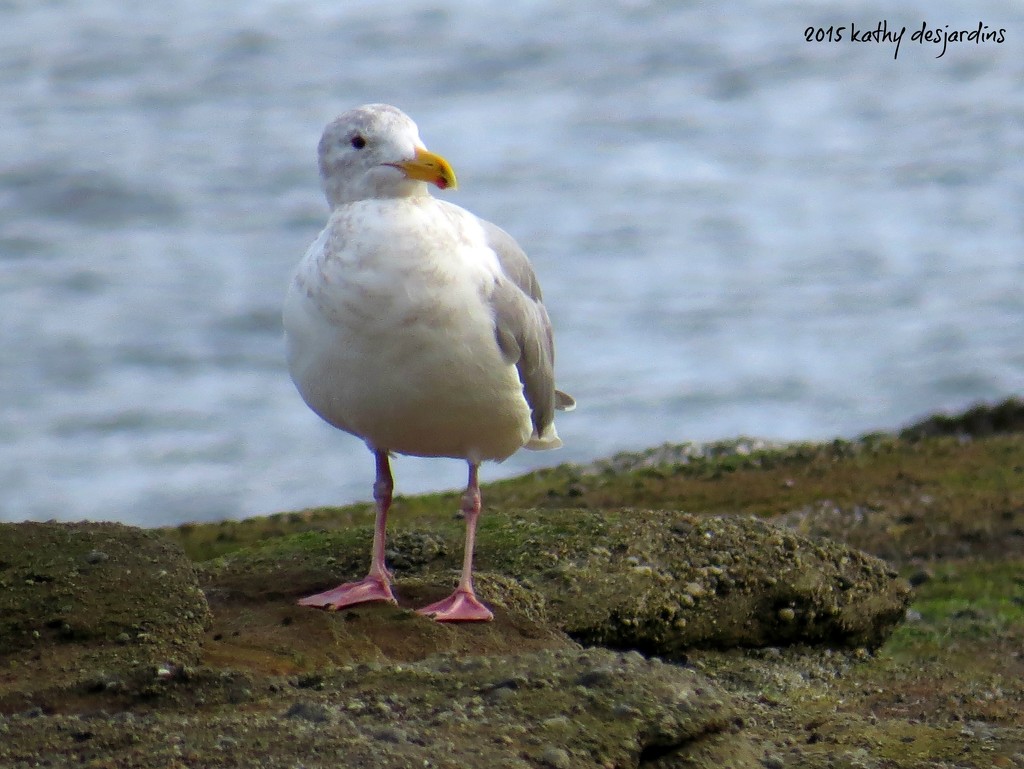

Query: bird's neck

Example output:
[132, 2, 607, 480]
[323, 176, 430, 208]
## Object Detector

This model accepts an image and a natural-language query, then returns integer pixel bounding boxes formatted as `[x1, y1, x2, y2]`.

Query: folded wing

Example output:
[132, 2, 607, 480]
[482, 219, 574, 449]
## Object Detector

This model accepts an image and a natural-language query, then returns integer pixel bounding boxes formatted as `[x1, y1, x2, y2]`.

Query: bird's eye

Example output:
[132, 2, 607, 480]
[350, 135, 366, 149]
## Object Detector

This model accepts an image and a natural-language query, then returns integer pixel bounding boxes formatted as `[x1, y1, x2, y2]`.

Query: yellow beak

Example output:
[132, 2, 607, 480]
[390, 147, 458, 191]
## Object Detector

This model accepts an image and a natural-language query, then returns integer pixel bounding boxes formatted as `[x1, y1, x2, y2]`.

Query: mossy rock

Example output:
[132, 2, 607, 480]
[900, 396, 1024, 440]
[201, 571, 572, 674]
[478, 510, 911, 656]
[206, 508, 909, 660]
[0, 522, 211, 708]
[0, 647, 758, 769]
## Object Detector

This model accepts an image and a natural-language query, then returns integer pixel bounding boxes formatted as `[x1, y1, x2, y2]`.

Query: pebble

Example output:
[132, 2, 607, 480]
[611, 703, 640, 719]
[777, 608, 796, 623]
[542, 716, 570, 730]
[228, 687, 252, 704]
[908, 569, 933, 587]
[284, 701, 330, 723]
[670, 521, 695, 537]
[375, 726, 407, 743]
[613, 651, 642, 668]
[216, 736, 239, 751]
[484, 686, 514, 704]
[575, 667, 615, 689]
[683, 582, 706, 598]
[540, 746, 572, 769]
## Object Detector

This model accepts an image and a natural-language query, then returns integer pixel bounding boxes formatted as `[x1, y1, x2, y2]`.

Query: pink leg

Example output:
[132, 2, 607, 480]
[299, 450, 398, 610]
[417, 463, 494, 622]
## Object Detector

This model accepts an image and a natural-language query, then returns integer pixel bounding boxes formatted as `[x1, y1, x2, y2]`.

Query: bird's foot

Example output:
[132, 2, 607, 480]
[416, 588, 494, 622]
[298, 575, 396, 610]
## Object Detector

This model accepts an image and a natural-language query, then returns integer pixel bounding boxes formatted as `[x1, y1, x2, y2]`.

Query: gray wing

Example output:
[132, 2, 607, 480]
[481, 220, 574, 443]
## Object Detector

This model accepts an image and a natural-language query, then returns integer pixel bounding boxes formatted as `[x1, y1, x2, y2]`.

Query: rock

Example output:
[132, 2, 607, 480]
[0, 647, 756, 768]
[0, 522, 209, 655]
[383, 530, 448, 571]
[199, 570, 573, 672]
[205, 509, 908, 662]
[539, 746, 572, 768]
[908, 568, 933, 587]
[475, 511, 910, 657]
[284, 701, 330, 723]
[0, 521, 211, 707]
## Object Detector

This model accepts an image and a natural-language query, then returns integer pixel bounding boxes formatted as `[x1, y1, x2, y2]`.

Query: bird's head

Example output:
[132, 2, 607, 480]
[317, 104, 458, 208]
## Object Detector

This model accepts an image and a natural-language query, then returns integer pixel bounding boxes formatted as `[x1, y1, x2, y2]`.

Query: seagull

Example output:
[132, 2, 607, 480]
[284, 104, 574, 622]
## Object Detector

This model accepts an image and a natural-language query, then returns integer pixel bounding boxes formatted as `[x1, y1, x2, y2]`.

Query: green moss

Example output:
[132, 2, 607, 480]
[883, 560, 1024, 656]
[162, 429, 1024, 567]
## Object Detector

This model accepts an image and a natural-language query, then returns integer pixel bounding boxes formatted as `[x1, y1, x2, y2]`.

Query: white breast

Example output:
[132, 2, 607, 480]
[283, 197, 533, 463]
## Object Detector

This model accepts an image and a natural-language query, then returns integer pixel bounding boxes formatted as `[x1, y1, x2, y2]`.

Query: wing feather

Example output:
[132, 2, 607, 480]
[481, 220, 572, 447]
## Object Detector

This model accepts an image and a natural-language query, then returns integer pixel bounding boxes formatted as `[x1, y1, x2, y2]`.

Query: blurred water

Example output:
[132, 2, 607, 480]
[1, 0, 1021, 525]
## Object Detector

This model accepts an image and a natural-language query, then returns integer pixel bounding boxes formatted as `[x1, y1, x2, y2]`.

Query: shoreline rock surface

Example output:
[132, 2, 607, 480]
[2, 398, 1022, 768]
